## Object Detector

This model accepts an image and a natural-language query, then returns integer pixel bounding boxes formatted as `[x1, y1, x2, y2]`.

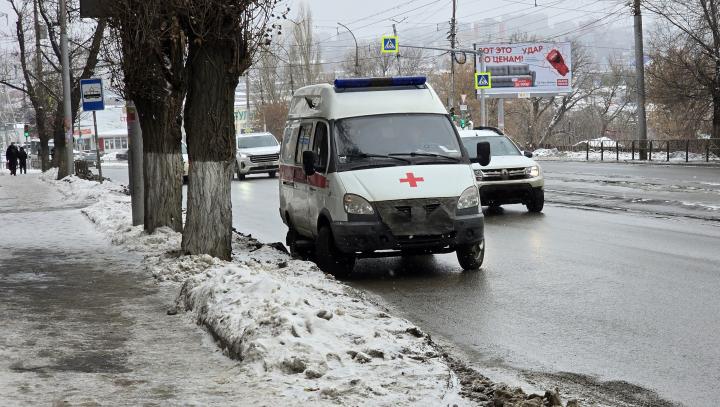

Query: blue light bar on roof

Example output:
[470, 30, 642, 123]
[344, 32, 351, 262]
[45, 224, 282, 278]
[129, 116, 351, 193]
[334, 76, 426, 89]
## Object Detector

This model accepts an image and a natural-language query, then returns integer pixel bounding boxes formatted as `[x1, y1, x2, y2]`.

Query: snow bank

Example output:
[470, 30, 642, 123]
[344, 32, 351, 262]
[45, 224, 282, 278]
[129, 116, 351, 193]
[178, 244, 463, 405]
[38, 172, 469, 406]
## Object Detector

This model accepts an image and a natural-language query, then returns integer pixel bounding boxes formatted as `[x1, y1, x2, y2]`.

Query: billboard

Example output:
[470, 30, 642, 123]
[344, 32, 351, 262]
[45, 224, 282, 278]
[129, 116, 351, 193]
[475, 42, 572, 96]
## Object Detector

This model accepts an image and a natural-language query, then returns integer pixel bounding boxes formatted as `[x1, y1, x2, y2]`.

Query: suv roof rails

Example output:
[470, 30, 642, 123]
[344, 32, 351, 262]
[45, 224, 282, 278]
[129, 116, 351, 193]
[472, 126, 504, 135]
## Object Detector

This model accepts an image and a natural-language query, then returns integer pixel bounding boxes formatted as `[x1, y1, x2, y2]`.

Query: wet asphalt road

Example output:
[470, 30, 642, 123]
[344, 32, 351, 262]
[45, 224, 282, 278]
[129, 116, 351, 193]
[102, 162, 720, 406]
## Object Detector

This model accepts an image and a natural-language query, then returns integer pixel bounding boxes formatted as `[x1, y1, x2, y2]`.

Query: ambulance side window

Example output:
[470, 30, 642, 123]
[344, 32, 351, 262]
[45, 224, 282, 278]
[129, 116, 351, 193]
[281, 124, 299, 164]
[295, 123, 314, 164]
[312, 122, 329, 172]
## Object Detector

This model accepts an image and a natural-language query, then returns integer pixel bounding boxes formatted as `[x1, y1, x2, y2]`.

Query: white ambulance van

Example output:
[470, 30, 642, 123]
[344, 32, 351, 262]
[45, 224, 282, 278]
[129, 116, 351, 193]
[278, 76, 491, 276]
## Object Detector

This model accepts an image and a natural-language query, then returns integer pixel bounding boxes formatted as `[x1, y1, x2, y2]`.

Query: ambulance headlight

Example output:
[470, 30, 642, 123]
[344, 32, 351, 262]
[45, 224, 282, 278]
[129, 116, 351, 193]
[457, 186, 480, 209]
[343, 194, 375, 215]
[526, 166, 540, 178]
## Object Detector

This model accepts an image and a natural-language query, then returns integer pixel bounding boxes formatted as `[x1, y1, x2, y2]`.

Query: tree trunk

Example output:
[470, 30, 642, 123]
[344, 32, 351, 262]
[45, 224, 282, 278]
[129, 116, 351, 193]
[52, 107, 68, 177]
[135, 97, 184, 233]
[181, 42, 239, 260]
[35, 113, 51, 171]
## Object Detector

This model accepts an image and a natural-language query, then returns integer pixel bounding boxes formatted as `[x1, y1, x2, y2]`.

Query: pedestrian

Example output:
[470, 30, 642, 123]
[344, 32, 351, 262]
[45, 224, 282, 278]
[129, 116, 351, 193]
[18, 147, 28, 174]
[5, 142, 18, 176]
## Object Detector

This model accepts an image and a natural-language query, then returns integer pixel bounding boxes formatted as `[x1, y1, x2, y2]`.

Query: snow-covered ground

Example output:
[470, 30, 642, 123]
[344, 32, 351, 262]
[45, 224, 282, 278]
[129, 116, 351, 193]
[40, 170, 469, 406]
[534, 148, 719, 162]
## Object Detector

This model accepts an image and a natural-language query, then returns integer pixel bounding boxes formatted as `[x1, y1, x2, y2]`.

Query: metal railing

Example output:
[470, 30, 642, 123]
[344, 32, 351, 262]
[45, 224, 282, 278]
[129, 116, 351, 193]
[536, 138, 720, 163]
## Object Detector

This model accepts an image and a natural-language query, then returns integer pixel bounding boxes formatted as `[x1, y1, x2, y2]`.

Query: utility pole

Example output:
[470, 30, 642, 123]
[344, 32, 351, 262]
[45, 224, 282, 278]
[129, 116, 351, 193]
[449, 0, 457, 110]
[59, 0, 73, 176]
[338, 23, 359, 76]
[632, 0, 648, 159]
[393, 24, 401, 75]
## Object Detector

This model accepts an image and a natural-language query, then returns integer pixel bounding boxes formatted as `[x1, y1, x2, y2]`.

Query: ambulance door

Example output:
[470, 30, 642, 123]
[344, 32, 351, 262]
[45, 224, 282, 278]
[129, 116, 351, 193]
[306, 121, 331, 237]
[292, 122, 315, 235]
[279, 122, 299, 226]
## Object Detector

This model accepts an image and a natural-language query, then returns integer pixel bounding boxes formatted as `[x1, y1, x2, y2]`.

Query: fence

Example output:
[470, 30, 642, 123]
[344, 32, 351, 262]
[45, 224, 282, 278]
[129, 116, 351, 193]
[536, 139, 720, 163]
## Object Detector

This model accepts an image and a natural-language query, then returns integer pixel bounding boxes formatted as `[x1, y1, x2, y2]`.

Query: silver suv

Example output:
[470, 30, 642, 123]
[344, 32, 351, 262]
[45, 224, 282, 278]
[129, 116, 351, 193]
[459, 127, 544, 212]
[234, 132, 280, 180]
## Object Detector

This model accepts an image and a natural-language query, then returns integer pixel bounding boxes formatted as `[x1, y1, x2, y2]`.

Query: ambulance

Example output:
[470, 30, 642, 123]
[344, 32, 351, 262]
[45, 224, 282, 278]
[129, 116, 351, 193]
[278, 77, 491, 276]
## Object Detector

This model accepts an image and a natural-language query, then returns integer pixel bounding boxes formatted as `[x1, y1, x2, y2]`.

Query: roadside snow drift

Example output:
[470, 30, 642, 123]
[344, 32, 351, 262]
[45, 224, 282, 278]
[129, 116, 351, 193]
[41, 172, 467, 406]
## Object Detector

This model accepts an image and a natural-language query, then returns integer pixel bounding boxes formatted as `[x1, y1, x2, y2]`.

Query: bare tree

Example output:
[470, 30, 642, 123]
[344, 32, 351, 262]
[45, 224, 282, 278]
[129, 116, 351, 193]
[646, 18, 713, 138]
[288, 5, 321, 88]
[107, 0, 187, 233]
[644, 0, 720, 138]
[176, 0, 283, 259]
[593, 56, 636, 138]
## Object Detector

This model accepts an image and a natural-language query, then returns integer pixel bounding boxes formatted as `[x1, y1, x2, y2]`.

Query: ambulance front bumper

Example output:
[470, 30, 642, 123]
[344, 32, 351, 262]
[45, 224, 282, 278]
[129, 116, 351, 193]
[330, 213, 484, 255]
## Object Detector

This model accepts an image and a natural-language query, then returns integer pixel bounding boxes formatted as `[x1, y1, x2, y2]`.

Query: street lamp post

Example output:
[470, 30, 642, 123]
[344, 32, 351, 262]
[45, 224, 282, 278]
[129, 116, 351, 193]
[338, 22, 359, 77]
[60, 0, 73, 176]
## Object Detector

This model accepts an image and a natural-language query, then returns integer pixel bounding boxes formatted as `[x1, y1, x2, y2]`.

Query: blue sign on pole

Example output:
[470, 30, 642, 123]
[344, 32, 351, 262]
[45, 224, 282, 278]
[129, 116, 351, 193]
[80, 78, 105, 111]
[381, 36, 399, 54]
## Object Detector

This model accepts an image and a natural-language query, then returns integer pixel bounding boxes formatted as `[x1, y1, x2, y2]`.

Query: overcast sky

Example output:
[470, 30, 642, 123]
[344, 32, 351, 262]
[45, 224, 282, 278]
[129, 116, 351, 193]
[287, 0, 632, 43]
[0, 0, 634, 54]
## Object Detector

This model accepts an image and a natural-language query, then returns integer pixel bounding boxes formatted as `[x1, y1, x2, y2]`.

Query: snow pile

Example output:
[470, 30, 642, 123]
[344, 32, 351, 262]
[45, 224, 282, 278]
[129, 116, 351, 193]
[39, 172, 469, 406]
[178, 252, 463, 405]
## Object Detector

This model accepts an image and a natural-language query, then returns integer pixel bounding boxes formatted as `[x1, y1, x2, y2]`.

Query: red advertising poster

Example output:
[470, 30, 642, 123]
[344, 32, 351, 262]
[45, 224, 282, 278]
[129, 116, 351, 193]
[475, 42, 572, 96]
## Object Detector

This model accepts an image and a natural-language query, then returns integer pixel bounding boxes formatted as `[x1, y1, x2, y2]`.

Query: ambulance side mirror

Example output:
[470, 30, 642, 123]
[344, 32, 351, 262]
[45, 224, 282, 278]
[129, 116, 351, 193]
[474, 141, 491, 166]
[302, 150, 316, 176]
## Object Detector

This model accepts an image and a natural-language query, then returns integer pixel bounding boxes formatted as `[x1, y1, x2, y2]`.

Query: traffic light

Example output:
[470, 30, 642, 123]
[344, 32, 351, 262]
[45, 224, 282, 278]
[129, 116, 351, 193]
[23, 124, 29, 139]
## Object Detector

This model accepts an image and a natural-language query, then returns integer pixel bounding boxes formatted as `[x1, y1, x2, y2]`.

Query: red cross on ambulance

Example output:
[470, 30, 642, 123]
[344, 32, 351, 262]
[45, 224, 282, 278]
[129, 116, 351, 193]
[399, 172, 424, 187]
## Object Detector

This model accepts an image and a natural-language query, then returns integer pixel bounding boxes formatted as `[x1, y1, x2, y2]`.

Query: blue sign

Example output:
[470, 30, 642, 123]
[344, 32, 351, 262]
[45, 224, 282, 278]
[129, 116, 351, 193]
[474, 72, 492, 89]
[80, 78, 105, 111]
[381, 36, 398, 54]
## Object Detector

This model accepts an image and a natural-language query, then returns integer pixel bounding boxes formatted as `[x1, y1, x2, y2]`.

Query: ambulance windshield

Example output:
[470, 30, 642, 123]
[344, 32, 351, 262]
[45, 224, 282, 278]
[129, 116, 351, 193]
[334, 114, 463, 167]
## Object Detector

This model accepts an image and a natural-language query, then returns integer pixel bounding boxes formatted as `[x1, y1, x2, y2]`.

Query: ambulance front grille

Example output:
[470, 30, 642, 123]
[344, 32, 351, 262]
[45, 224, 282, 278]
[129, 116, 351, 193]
[375, 198, 456, 236]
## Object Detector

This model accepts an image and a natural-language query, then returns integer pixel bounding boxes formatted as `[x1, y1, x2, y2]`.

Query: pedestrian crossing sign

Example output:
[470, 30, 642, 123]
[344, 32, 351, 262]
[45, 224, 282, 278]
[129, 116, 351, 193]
[381, 36, 399, 54]
[475, 72, 492, 89]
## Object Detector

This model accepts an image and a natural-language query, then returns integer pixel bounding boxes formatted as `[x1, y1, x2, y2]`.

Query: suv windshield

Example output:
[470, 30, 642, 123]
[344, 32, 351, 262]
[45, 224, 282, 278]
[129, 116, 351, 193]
[334, 114, 463, 168]
[462, 135, 520, 157]
[237, 135, 277, 149]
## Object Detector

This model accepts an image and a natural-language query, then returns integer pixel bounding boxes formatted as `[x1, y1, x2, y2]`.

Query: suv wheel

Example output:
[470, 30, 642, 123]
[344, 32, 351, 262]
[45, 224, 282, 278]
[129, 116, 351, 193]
[456, 239, 485, 270]
[235, 163, 245, 180]
[268, 170, 277, 178]
[526, 188, 544, 213]
[315, 225, 355, 277]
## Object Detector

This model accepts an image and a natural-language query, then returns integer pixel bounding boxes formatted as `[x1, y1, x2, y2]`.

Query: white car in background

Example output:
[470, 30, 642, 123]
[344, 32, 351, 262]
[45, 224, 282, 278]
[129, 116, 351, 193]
[459, 127, 545, 212]
[181, 141, 189, 182]
[234, 132, 280, 180]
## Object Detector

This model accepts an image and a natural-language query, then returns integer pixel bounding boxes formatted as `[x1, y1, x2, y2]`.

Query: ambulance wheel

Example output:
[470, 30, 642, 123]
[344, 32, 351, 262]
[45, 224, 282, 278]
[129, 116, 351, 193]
[316, 225, 355, 277]
[456, 239, 485, 270]
[286, 227, 311, 259]
[526, 188, 544, 213]
[268, 170, 276, 178]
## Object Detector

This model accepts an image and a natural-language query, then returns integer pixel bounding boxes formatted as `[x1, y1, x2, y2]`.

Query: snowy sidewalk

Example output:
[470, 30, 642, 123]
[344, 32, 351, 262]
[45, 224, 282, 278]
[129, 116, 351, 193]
[0, 175, 279, 405]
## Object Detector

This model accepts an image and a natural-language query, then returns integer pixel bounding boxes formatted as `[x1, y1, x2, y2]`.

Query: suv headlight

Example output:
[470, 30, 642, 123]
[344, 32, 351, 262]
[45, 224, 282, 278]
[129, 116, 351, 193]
[526, 166, 540, 178]
[238, 153, 248, 159]
[343, 194, 374, 215]
[457, 186, 480, 209]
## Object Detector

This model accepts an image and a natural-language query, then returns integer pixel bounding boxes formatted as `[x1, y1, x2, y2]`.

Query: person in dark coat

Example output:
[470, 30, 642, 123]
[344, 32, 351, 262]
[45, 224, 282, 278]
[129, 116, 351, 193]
[5, 142, 18, 176]
[18, 147, 28, 174]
